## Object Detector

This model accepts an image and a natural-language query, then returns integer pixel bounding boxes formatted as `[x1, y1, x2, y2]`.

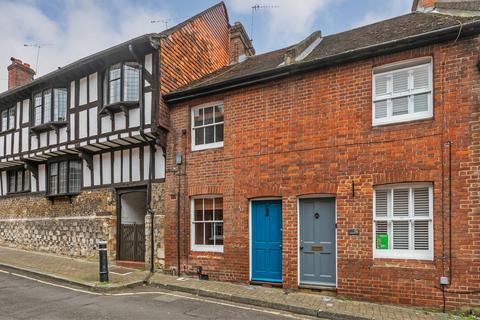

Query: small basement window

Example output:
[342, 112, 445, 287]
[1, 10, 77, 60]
[372, 58, 433, 126]
[48, 159, 82, 196]
[101, 62, 141, 114]
[373, 183, 433, 260]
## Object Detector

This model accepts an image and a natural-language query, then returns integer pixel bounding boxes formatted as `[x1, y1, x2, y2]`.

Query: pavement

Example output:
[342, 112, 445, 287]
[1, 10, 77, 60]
[0, 246, 457, 320]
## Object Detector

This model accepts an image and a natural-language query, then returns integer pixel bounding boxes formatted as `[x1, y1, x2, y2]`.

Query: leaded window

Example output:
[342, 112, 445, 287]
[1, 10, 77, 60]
[48, 160, 82, 196]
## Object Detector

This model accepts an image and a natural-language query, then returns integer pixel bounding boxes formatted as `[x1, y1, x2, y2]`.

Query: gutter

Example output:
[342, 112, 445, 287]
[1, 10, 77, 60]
[164, 19, 480, 103]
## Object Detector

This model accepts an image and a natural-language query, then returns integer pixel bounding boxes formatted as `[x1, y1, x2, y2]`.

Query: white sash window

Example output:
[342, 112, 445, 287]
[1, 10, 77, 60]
[191, 102, 224, 151]
[373, 183, 433, 260]
[373, 58, 433, 126]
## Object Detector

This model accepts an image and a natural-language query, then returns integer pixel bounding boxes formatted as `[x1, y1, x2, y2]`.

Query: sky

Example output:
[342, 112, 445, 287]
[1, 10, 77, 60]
[0, 0, 412, 92]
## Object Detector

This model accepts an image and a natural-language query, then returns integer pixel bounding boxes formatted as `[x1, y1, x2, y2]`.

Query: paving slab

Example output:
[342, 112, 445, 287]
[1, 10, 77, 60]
[0, 246, 147, 290]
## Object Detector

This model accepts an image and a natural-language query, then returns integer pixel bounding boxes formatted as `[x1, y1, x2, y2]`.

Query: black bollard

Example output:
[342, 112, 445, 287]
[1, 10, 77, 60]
[98, 240, 109, 282]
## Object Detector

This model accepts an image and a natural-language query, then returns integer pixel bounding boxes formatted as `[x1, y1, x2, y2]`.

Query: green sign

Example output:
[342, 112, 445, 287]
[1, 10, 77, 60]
[376, 234, 388, 249]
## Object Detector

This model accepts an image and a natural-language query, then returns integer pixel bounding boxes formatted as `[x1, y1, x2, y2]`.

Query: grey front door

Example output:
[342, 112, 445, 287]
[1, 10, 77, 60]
[299, 198, 336, 286]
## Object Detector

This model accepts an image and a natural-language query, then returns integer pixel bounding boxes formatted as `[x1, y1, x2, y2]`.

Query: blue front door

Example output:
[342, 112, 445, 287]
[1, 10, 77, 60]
[251, 200, 282, 283]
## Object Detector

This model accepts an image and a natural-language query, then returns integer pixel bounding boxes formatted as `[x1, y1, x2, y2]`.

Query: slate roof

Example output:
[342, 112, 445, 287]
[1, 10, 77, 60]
[167, 12, 480, 100]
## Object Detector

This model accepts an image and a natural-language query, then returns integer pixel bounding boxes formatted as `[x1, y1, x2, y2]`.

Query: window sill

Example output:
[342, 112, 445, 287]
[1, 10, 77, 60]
[31, 121, 68, 134]
[191, 142, 224, 152]
[100, 101, 139, 116]
[6, 190, 31, 196]
[372, 114, 433, 127]
[191, 245, 224, 253]
[374, 250, 433, 261]
[46, 192, 80, 202]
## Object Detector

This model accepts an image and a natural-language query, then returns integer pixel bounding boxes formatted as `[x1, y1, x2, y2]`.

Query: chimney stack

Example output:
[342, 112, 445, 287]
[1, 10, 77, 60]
[8, 57, 35, 90]
[229, 22, 255, 65]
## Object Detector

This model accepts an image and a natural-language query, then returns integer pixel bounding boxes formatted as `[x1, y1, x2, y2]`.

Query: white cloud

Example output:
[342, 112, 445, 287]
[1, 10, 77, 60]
[0, 0, 171, 92]
[229, 0, 333, 49]
[351, 0, 411, 29]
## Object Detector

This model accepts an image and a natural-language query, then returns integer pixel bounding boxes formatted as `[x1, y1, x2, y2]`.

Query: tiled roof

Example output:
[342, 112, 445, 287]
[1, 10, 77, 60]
[169, 12, 480, 98]
[435, 1, 480, 11]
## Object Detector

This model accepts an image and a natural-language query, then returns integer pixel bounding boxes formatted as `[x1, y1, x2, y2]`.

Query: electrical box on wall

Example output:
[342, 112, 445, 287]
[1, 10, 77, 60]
[176, 154, 183, 165]
[439, 276, 449, 285]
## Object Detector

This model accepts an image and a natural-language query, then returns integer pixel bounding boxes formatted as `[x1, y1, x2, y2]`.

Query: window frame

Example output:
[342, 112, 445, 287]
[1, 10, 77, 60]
[191, 102, 225, 151]
[372, 57, 433, 126]
[32, 88, 69, 127]
[1, 106, 16, 132]
[190, 196, 224, 253]
[47, 159, 82, 196]
[6, 168, 30, 194]
[103, 61, 142, 107]
[373, 183, 434, 261]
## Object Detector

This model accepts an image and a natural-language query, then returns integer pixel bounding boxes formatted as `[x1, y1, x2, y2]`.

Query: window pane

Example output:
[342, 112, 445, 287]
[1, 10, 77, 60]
[375, 221, 388, 249]
[414, 187, 430, 217]
[16, 171, 23, 192]
[59, 161, 68, 194]
[109, 64, 121, 80]
[43, 90, 52, 123]
[194, 223, 205, 245]
[392, 97, 408, 116]
[194, 199, 203, 221]
[205, 222, 214, 245]
[214, 105, 224, 123]
[8, 107, 15, 130]
[214, 198, 223, 221]
[392, 221, 409, 249]
[34, 94, 42, 126]
[109, 79, 121, 104]
[204, 198, 214, 221]
[193, 108, 203, 127]
[413, 93, 428, 113]
[374, 100, 388, 119]
[392, 70, 409, 94]
[215, 124, 224, 143]
[375, 75, 389, 96]
[123, 63, 140, 102]
[49, 163, 58, 195]
[414, 221, 429, 250]
[24, 171, 30, 191]
[393, 189, 409, 217]
[375, 190, 388, 217]
[195, 128, 204, 146]
[413, 66, 429, 90]
[215, 223, 224, 245]
[8, 172, 15, 193]
[54, 89, 68, 121]
[205, 125, 214, 144]
[69, 161, 82, 193]
[1, 110, 7, 131]
[204, 107, 213, 125]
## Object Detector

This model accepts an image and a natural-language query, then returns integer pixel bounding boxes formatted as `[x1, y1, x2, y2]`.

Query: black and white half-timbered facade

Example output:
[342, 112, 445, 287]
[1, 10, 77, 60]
[0, 1, 233, 269]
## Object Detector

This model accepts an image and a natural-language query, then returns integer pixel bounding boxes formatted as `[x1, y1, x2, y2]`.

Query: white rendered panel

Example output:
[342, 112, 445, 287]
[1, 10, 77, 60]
[144, 92, 152, 125]
[49, 131, 57, 146]
[70, 81, 75, 108]
[154, 148, 165, 179]
[31, 172, 37, 192]
[1, 171, 6, 196]
[114, 112, 126, 131]
[59, 127, 68, 143]
[79, 77, 88, 106]
[30, 135, 38, 151]
[101, 116, 111, 134]
[113, 151, 121, 183]
[131, 148, 140, 181]
[143, 146, 150, 180]
[129, 107, 140, 128]
[102, 152, 111, 185]
[22, 99, 29, 123]
[38, 164, 46, 191]
[0, 136, 4, 157]
[13, 132, 19, 154]
[21, 128, 29, 152]
[39, 133, 47, 148]
[79, 110, 88, 138]
[88, 73, 98, 102]
[16, 103, 21, 128]
[89, 107, 98, 136]
[5, 133, 11, 155]
[93, 154, 101, 186]
[145, 54, 152, 73]
[122, 149, 130, 183]
[70, 113, 76, 140]
[83, 159, 91, 187]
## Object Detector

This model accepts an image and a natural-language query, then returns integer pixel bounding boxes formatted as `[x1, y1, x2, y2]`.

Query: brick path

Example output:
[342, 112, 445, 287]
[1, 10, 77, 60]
[0, 246, 456, 319]
[0, 246, 147, 289]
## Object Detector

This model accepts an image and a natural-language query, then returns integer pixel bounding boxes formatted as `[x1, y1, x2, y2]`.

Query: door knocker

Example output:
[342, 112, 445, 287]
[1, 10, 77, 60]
[314, 212, 320, 219]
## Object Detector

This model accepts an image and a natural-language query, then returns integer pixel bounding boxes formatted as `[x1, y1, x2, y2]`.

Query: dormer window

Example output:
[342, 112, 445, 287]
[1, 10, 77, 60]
[33, 88, 68, 127]
[103, 62, 141, 107]
[1, 106, 15, 132]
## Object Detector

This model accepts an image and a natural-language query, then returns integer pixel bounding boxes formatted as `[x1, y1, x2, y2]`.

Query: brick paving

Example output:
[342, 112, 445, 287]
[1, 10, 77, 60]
[0, 246, 457, 319]
[0, 246, 147, 289]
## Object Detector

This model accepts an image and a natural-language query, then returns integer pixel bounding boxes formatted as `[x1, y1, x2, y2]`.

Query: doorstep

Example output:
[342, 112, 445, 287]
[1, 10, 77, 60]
[148, 273, 455, 320]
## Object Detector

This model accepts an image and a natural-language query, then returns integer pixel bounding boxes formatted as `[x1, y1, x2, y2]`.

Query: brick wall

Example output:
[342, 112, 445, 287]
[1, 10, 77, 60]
[164, 35, 480, 310]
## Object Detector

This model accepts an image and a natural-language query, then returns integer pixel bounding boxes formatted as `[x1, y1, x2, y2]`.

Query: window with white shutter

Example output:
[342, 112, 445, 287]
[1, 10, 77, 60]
[372, 58, 433, 126]
[373, 183, 433, 260]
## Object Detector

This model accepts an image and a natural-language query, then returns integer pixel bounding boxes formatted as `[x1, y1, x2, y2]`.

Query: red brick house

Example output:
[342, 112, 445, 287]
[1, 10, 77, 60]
[162, 0, 480, 310]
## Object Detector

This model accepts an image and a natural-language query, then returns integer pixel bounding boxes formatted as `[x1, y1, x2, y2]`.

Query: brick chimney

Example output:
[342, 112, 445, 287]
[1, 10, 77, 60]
[229, 22, 255, 65]
[8, 57, 35, 90]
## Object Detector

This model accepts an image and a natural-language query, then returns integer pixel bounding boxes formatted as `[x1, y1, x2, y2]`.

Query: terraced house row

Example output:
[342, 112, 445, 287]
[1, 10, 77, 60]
[0, 0, 479, 311]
